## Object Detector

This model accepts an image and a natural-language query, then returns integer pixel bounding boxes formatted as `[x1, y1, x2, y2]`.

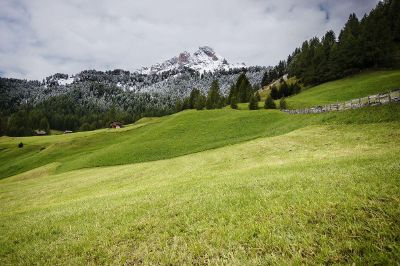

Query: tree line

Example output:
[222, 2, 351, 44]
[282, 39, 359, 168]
[0, 96, 136, 137]
[176, 72, 291, 112]
[176, 73, 262, 112]
[262, 0, 400, 87]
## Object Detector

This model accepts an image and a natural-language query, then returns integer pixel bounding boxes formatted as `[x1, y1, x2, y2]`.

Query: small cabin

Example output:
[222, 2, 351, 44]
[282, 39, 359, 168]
[34, 130, 47, 136]
[64, 130, 73, 134]
[110, 121, 123, 129]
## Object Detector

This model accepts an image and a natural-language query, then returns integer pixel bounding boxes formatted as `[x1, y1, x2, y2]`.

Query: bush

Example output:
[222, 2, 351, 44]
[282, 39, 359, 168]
[175, 100, 183, 112]
[230, 96, 238, 109]
[270, 85, 280, 100]
[195, 94, 206, 110]
[249, 95, 259, 110]
[264, 95, 276, 109]
[18, 142, 23, 148]
[279, 97, 287, 109]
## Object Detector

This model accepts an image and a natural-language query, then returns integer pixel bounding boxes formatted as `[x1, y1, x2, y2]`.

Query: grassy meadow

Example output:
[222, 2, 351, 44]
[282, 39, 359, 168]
[1, 116, 399, 264]
[1, 104, 399, 179]
[1, 70, 400, 264]
[285, 70, 400, 109]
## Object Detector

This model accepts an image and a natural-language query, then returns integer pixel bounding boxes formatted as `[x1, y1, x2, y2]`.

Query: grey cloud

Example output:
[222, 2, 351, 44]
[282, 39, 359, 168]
[0, 0, 379, 80]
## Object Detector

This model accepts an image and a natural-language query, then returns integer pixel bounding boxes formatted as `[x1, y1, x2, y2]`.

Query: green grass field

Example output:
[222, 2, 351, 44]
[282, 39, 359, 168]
[1, 105, 399, 179]
[1, 70, 400, 264]
[286, 70, 400, 109]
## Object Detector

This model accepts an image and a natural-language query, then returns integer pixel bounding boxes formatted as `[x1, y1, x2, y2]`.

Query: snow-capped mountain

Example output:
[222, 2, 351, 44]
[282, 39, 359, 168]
[139, 46, 245, 75]
[1, 46, 267, 120]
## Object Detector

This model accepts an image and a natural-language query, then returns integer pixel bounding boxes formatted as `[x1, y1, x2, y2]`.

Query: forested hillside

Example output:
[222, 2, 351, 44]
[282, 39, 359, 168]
[0, 67, 265, 136]
[262, 0, 400, 87]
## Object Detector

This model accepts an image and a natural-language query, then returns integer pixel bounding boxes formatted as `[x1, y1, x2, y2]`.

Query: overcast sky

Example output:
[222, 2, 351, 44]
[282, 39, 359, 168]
[0, 0, 379, 80]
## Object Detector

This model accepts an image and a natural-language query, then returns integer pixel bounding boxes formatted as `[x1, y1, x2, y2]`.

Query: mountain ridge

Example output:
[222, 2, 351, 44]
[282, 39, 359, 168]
[138, 46, 246, 75]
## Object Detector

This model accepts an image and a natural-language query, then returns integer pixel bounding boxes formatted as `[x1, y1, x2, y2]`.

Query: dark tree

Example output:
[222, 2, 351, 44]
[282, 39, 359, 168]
[195, 93, 206, 110]
[230, 96, 238, 109]
[279, 97, 287, 109]
[175, 100, 183, 112]
[189, 88, 200, 109]
[206, 80, 222, 109]
[229, 73, 253, 103]
[248, 95, 259, 110]
[285, 1, 400, 86]
[261, 71, 271, 87]
[270, 85, 280, 100]
[264, 95, 276, 109]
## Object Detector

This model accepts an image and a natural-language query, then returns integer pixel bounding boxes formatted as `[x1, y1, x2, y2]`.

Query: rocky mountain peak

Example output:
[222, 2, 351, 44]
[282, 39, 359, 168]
[139, 46, 245, 75]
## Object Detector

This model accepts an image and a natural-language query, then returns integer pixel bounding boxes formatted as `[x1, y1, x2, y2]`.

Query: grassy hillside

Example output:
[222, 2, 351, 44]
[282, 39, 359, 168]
[1, 70, 400, 264]
[1, 120, 399, 264]
[1, 105, 399, 179]
[286, 70, 400, 109]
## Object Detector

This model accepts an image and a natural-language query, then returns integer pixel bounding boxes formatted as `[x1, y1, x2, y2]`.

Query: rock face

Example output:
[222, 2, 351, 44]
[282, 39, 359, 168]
[139, 46, 245, 75]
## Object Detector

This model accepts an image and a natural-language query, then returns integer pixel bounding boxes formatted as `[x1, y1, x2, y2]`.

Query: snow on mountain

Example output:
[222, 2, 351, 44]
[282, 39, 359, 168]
[57, 76, 75, 86]
[139, 46, 245, 75]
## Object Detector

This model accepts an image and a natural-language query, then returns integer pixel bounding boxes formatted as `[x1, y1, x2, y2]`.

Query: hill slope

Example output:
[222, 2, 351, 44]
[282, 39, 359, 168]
[286, 70, 400, 109]
[1, 104, 399, 179]
[1, 71, 400, 264]
[1, 119, 399, 264]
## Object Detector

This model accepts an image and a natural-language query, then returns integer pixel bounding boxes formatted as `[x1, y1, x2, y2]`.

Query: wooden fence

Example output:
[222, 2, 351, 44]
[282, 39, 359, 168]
[282, 89, 400, 115]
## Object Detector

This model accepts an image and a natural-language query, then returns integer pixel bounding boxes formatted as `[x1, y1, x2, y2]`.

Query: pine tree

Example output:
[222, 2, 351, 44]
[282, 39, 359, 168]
[39, 117, 50, 133]
[359, 4, 396, 68]
[195, 94, 206, 110]
[182, 97, 191, 110]
[320, 30, 336, 81]
[175, 100, 183, 112]
[337, 13, 362, 75]
[235, 73, 252, 102]
[280, 81, 289, 97]
[261, 71, 270, 87]
[248, 94, 259, 110]
[291, 82, 301, 95]
[230, 96, 238, 109]
[270, 85, 280, 100]
[264, 94, 276, 109]
[227, 83, 235, 104]
[189, 88, 200, 109]
[279, 97, 287, 109]
[206, 80, 221, 109]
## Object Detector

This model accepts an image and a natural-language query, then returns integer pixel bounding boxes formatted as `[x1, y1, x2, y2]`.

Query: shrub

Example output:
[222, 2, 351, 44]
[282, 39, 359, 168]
[249, 95, 259, 110]
[230, 96, 238, 109]
[175, 100, 183, 112]
[264, 95, 276, 109]
[195, 94, 206, 110]
[270, 85, 280, 100]
[280, 97, 287, 109]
